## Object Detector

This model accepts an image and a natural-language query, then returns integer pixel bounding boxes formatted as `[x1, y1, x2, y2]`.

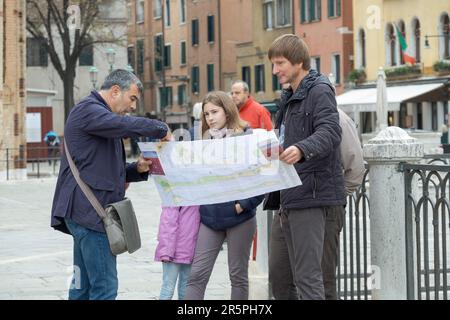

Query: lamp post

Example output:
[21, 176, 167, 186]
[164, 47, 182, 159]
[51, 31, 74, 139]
[424, 34, 450, 49]
[89, 66, 98, 89]
[106, 48, 116, 72]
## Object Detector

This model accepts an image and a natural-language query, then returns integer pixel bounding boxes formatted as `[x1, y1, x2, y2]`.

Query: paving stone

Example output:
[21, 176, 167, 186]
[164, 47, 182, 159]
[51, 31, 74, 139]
[0, 178, 238, 300]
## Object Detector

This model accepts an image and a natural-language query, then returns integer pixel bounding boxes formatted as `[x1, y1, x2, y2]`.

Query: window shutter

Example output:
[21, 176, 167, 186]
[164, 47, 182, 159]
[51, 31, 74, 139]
[301, 0, 306, 23]
[328, 0, 333, 17]
[317, 0, 321, 20]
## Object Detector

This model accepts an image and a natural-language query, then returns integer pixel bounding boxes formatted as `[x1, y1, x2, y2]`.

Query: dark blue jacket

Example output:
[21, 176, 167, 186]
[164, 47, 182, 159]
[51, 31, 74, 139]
[198, 128, 264, 231]
[51, 91, 168, 234]
[276, 70, 346, 209]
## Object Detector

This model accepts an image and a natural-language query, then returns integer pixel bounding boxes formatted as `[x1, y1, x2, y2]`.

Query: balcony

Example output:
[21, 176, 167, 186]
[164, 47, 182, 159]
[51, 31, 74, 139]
[385, 64, 422, 81]
[347, 68, 367, 85]
[433, 60, 450, 76]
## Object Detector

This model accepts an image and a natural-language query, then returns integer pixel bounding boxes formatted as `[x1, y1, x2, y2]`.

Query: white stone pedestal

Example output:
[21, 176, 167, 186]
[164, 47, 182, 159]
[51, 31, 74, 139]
[363, 127, 423, 299]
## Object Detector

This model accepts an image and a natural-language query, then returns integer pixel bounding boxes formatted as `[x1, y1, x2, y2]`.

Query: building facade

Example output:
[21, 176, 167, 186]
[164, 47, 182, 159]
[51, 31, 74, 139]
[235, 0, 293, 115]
[294, 0, 353, 95]
[0, 0, 27, 180]
[127, 0, 157, 117]
[187, 0, 252, 107]
[341, 0, 450, 134]
[128, 0, 191, 128]
[157, 0, 190, 128]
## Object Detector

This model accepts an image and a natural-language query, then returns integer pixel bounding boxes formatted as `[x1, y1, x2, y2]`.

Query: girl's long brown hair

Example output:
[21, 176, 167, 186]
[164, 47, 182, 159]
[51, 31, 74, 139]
[201, 91, 247, 138]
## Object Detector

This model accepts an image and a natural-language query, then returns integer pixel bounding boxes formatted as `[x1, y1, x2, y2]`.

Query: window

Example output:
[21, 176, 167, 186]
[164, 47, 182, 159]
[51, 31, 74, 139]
[154, 0, 162, 18]
[26, 37, 48, 67]
[398, 20, 406, 65]
[301, 0, 321, 23]
[136, 0, 144, 22]
[164, 44, 171, 68]
[178, 84, 187, 105]
[165, 0, 171, 27]
[127, 4, 132, 24]
[311, 56, 321, 73]
[207, 64, 214, 92]
[191, 66, 200, 93]
[79, 42, 94, 66]
[127, 46, 135, 71]
[413, 19, 421, 63]
[327, 0, 341, 18]
[441, 13, 450, 60]
[159, 86, 173, 108]
[358, 29, 366, 68]
[263, 1, 274, 30]
[180, 0, 186, 24]
[276, 0, 292, 27]
[180, 41, 186, 65]
[331, 54, 340, 84]
[154, 34, 163, 72]
[192, 19, 199, 46]
[136, 39, 144, 74]
[255, 65, 265, 92]
[386, 24, 397, 66]
[242, 66, 251, 92]
[207, 15, 215, 43]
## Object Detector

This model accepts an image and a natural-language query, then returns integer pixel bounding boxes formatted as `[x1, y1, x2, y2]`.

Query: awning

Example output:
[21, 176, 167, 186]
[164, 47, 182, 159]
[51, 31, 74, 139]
[336, 83, 446, 113]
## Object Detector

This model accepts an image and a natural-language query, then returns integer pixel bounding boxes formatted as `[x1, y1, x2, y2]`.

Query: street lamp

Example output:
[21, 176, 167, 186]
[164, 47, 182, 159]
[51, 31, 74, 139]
[424, 34, 450, 49]
[106, 48, 116, 72]
[89, 66, 98, 89]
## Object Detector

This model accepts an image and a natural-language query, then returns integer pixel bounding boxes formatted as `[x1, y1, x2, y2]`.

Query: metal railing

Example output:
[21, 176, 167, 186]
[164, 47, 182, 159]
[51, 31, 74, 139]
[402, 162, 450, 300]
[1, 147, 61, 179]
[337, 168, 371, 300]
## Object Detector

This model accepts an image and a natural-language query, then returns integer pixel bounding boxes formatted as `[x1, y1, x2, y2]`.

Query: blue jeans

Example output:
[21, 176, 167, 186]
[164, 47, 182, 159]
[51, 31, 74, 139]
[65, 218, 118, 300]
[160, 262, 192, 300]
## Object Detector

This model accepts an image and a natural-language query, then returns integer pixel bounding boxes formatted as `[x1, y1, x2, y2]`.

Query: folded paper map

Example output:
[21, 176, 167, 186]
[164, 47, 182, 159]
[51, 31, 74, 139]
[138, 129, 301, 206]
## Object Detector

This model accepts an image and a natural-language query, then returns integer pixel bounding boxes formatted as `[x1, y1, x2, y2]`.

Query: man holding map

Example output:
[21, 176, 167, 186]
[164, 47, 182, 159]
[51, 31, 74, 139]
[267, 34, 346, 300]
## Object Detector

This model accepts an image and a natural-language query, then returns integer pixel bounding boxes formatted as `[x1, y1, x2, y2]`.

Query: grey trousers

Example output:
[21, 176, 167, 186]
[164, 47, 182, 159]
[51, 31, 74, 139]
[269, 206, 345, 300]
[280, 207, 326, 300]
[184, 216, 256, 300]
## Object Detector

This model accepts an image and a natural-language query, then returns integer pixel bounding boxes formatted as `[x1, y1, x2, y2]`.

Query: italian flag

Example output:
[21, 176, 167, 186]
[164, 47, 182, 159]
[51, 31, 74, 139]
[395, 24, 416, 65]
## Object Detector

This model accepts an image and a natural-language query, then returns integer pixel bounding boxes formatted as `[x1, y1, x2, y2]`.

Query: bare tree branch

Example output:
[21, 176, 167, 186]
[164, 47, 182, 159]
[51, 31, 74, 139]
[26, 0, 127, 121]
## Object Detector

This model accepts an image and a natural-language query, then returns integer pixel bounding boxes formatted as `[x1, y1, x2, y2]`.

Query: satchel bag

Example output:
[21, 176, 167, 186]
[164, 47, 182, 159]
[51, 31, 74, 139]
[64, 142, 141, 255]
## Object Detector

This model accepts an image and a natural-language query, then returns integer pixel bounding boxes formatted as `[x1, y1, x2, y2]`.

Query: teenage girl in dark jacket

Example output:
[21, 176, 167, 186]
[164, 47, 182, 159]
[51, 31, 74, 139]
[184, 91, 263, 300]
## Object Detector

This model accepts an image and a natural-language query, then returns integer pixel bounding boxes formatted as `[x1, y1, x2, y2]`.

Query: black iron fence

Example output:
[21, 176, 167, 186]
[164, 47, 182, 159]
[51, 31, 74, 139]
[1, 147, 61, 179]
[401, 163, 450, 300]
[338, 160, 450, 300]
[337, 168, 371, 300]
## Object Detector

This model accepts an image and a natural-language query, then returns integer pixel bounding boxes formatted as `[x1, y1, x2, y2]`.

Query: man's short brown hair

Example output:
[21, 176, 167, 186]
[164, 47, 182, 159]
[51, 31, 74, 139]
[268, 34, 311, 71]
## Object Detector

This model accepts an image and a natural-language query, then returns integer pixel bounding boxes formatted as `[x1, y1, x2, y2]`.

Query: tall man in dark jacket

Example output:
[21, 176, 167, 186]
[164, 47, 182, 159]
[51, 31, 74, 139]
[267, 34, 346, 299]
[51, 69, 170, 300]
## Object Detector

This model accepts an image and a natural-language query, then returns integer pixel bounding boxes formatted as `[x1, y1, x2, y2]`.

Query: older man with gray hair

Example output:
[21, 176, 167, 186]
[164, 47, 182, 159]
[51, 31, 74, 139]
[230, 80, 273, 130]
[51, 69, 171, 300]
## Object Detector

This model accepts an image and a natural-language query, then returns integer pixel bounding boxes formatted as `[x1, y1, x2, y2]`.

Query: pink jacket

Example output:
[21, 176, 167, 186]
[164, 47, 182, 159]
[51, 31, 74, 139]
[154, 206, 200, 264]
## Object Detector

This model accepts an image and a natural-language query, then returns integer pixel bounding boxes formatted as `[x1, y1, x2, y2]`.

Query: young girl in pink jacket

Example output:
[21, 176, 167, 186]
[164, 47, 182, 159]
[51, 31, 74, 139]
[155, 206, 200, 300]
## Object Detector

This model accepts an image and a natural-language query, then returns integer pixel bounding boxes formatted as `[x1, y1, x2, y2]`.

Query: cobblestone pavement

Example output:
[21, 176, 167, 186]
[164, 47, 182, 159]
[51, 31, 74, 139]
[0, 177, 232, 300]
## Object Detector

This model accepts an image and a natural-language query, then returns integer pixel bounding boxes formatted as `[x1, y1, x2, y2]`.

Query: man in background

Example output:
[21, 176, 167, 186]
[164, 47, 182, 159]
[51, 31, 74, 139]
[231, 80, 273, 131]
